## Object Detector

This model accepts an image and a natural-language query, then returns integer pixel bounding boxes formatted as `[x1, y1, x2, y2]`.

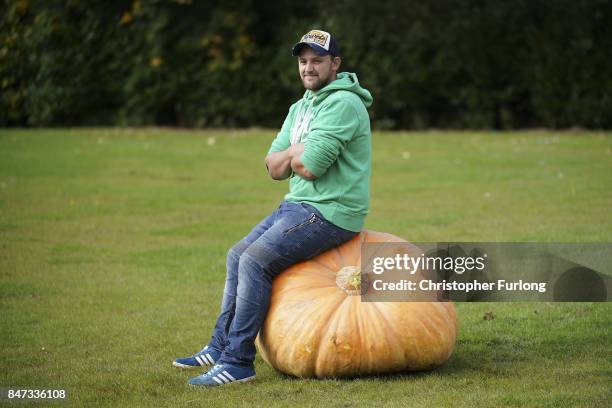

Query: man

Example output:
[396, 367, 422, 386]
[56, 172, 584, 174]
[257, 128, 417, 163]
[173, 29, 373, 386]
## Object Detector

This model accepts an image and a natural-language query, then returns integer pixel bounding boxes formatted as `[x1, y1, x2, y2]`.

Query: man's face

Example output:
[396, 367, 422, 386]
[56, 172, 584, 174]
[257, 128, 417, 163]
[298, 47, 341, 91]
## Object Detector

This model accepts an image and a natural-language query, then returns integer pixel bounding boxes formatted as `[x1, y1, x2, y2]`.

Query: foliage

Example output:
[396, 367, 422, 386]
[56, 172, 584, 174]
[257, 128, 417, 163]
[1, 0, 611, 128]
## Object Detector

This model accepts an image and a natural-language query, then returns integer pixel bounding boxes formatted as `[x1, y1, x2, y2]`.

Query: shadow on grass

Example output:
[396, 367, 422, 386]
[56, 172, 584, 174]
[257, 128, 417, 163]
[264, 336, 552, 383]
[268, 362, 461, 383]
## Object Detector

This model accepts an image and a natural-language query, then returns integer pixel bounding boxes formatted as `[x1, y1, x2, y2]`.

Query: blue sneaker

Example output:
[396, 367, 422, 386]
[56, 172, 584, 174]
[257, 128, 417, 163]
[188, 363, 256, 386]
[173, 345, 221, 370]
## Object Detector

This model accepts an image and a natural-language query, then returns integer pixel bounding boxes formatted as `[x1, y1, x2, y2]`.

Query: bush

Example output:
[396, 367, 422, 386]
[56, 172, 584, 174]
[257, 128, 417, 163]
[1, 0, 610, 128]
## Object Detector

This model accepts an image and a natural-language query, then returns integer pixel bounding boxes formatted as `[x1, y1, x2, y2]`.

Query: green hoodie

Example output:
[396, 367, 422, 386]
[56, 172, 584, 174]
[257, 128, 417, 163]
[268, 72, 373, 232]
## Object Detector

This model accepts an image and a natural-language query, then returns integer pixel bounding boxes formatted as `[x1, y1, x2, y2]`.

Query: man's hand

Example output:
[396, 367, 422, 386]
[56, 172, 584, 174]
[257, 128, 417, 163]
[288, 143, 304, 161]
[289, 144, 317, 180]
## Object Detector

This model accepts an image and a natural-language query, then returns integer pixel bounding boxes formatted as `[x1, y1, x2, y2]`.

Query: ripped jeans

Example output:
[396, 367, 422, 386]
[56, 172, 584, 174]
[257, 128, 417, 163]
[208, 200, 358, 367]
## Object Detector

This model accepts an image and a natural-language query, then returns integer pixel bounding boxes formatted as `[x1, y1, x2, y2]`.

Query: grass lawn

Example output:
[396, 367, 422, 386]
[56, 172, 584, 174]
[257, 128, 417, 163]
[0, 128, 611, 407]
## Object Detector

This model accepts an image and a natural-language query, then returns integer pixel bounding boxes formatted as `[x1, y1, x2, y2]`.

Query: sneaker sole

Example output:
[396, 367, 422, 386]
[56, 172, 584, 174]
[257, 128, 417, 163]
[188, 375, 256, 387]
[231, 375, 256, 385]
[173, 361, 208, 370]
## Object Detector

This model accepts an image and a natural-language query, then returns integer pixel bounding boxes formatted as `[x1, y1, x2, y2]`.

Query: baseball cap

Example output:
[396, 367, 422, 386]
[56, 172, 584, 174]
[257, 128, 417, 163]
[291, 30, 341, 57]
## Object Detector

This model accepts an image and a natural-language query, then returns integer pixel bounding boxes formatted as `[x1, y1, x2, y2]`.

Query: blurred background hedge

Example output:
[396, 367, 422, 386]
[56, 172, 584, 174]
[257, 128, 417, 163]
[1, 0, 611, 129]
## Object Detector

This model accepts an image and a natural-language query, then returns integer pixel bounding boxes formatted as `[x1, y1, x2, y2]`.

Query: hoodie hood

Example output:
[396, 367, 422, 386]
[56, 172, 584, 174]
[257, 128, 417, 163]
[288, 72, 373, 145]
[303, 72, 373, 108]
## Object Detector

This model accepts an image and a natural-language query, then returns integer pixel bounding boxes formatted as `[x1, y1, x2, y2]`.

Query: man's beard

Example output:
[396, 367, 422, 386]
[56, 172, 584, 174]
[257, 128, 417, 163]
[302, 74, 329, 91]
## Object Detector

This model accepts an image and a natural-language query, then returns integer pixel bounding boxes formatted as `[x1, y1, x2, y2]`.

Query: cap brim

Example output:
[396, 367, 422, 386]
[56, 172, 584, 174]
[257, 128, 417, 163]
[291, 42, 329, 56]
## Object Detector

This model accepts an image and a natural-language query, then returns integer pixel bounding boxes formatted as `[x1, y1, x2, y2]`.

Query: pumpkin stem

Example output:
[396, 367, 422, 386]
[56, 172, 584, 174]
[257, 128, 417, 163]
[336, 266, 365, 295]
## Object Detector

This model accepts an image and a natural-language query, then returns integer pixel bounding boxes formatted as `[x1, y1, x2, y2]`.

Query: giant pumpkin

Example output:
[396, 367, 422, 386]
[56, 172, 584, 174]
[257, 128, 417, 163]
[256, 230, 458, 378]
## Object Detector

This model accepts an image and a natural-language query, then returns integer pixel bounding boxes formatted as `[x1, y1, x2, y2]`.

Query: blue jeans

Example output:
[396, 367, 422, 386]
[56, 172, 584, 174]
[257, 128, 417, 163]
[208, 200, 358, 367]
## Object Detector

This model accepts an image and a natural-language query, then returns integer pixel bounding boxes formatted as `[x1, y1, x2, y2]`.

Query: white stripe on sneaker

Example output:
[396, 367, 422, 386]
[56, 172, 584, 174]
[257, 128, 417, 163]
[217, 373, 229, 383]
[212, 376, 223, 385]
[222, 371, 236, 381]
[206, 353, 214, 364]
[195, 356, 205, 366]
[199, 354, 209, 365]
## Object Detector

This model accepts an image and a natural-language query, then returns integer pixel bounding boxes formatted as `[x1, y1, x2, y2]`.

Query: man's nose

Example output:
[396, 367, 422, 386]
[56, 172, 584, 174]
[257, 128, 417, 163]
[304, 61, 315, 72]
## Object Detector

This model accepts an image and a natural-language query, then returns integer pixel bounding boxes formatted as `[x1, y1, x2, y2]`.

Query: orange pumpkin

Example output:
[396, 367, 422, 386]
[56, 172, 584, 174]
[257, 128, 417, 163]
[256, 230, 458, 378]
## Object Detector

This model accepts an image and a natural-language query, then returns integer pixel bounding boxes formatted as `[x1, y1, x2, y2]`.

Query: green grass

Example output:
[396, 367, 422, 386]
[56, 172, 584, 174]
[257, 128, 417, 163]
[0, 128, 611, 407]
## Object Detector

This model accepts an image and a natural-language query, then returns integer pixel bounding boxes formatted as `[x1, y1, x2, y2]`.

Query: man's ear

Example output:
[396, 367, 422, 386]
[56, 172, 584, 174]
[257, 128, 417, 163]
[332, 56, 341, 72]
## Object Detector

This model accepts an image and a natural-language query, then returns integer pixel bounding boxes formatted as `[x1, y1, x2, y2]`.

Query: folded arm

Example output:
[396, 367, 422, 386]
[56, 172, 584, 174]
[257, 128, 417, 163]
[265, 143, 316, 180]
[265, 148, 293, 180]
[298, 100, 358, 178]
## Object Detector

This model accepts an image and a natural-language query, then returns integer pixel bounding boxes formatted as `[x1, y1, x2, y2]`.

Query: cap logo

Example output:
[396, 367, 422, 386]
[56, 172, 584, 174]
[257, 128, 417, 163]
[301, 30, 331, 50]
